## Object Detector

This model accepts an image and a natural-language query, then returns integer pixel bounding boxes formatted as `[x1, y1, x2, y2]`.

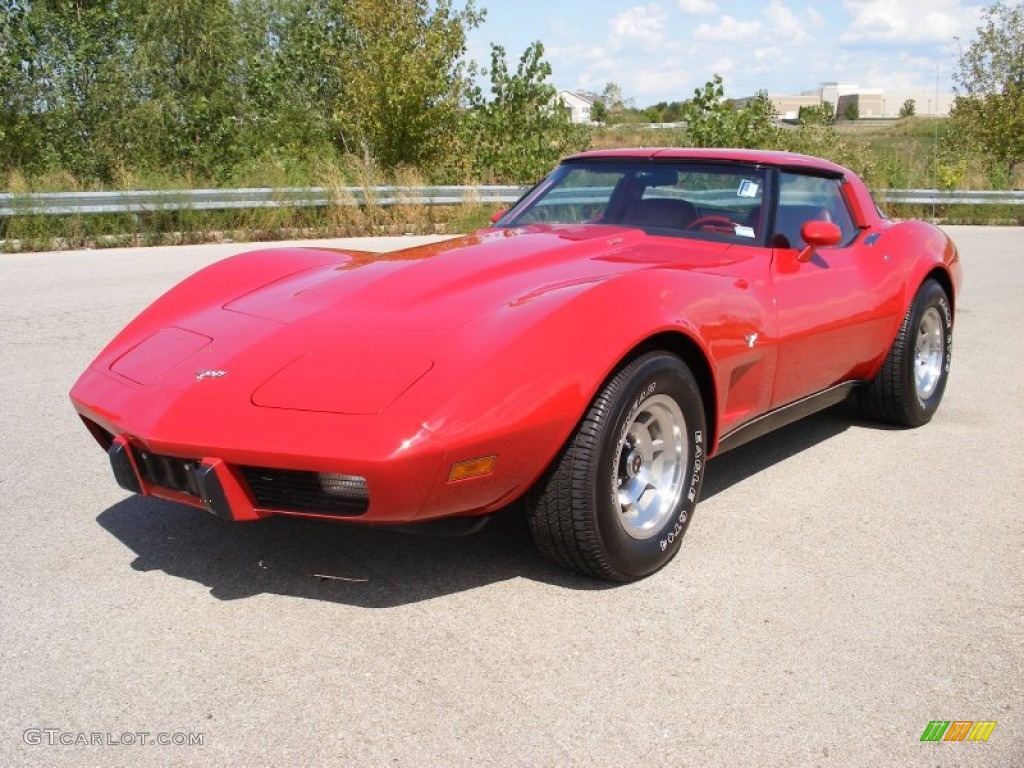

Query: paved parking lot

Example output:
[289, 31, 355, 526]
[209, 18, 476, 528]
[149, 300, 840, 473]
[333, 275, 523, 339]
[1, 227, 1021, 766]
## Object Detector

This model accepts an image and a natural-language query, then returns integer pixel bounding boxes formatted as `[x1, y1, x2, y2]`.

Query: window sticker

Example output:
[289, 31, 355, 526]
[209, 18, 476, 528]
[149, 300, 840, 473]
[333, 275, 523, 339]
[734, 225, 756, 238]
[737, 180, 759, 198]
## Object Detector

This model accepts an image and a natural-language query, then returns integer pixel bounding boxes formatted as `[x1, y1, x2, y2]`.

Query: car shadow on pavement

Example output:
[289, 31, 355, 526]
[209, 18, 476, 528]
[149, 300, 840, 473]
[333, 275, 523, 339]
[701, 400, 870, 500]
[96, 401, 891, 607]
[97, 496, 608, 607]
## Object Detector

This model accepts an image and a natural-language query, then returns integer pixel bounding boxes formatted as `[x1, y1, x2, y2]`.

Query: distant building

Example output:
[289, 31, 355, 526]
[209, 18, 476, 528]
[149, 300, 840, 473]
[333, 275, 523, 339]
[557, 90, 596, 124]
[736, 82, 955, 120]
[879, 88, 956, 118]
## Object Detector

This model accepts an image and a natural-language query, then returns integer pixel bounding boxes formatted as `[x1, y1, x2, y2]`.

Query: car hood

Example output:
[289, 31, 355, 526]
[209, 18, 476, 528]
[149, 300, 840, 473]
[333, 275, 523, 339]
[223, 224, 725, 331]
[86, 224, 743, 417]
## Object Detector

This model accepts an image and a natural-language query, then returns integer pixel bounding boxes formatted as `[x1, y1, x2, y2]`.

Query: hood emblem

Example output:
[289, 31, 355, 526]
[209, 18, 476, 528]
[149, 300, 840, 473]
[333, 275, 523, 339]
[195, 370, 227, 381]
[745, 333, 758, 348]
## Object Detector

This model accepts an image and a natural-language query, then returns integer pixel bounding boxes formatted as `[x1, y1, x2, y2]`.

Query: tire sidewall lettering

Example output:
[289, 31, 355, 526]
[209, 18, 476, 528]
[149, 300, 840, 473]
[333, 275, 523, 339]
[911, 283, 952, 414]
[596, 355, 706, 578]
[939, 295, 953, 373]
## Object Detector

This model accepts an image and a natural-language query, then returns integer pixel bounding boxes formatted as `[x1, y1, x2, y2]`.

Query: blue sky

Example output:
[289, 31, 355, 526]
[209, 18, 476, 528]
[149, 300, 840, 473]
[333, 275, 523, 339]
[464, 0, 985, 104]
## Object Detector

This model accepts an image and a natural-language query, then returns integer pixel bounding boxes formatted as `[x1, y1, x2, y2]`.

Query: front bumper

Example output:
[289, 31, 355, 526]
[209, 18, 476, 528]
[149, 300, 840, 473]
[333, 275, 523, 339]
[105, 434, 366, 522]
[71, 356, 450, 522]
[107, 437, 240, 520]
[72, 365, 531, 524]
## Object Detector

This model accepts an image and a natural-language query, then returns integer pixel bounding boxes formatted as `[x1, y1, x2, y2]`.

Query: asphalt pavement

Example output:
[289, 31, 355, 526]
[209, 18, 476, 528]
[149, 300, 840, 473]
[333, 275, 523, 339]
[0, 228, 1021, 766]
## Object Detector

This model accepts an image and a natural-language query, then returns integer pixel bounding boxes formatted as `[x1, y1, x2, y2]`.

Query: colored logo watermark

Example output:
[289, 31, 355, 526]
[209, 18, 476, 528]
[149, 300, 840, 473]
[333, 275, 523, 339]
[920, 721, 997, 742]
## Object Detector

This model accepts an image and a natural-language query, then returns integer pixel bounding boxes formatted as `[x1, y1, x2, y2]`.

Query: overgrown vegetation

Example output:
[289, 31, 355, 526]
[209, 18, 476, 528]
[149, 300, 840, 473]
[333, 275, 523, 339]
[463, 42, 589, 182]
[0, 0, 584, 187]
[944, 1, 1024, 183]
[1, 0, 1021, 251]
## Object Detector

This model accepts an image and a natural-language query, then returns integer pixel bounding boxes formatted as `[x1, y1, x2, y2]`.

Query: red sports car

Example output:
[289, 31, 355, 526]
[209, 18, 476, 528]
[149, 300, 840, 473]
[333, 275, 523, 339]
[71, 149, 961, 581]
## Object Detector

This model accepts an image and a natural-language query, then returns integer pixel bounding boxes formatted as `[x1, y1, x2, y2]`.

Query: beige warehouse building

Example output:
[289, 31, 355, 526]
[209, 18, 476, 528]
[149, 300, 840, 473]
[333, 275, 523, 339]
[738, 82, 955, 119]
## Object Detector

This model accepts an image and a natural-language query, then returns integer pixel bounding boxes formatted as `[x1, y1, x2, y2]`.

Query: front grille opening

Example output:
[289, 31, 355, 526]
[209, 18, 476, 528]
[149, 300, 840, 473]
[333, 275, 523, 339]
[239, 467, 369, 517]
[133, 449, 201, 497]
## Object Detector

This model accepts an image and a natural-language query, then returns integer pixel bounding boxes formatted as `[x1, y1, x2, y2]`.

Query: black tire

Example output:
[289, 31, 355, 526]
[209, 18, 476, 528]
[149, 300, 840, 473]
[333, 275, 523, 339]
[859, 279, 953, 426]
[525, 352, 706, 582]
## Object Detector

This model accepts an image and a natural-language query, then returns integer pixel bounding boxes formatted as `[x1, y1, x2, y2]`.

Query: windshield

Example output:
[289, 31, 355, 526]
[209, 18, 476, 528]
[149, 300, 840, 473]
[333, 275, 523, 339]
[499, 160, 769, 245]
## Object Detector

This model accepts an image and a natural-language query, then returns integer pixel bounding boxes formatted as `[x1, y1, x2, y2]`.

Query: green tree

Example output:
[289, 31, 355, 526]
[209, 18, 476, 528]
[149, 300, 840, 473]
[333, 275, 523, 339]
[681, 76, 731, 147]
[1, 0, 53, 172]
[0, 0, 132, 177]
[235, 0, 348, 164]
[116, 0, 247, 177]
[899, 98, 917, 118]
[681, 75, 780, 147]
[334, 0, 483, 169]
[463, 41, 589, 182]
[843, 101, 860, 121]
[731, 91, 782, 146]
[797, 101, 834, 125]
[590, 99, 608, 125]
[781, 100, 872, 178]
[950, 0, 1024, 178]
[599, 81, 636, 124]
[663, 101, 686, 123]
[601, 82, 625, 111]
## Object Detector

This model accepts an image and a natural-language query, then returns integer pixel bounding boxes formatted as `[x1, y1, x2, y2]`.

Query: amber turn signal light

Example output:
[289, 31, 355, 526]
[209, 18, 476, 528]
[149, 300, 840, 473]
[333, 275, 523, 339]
[448, 455, 497, 482]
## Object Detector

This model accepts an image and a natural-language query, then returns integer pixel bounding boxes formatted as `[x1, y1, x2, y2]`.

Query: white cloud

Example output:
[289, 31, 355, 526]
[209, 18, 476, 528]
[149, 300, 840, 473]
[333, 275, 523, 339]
[547, 41, 610, 66]
[677, 0, 717, 14]
[523, 0, 973, 107]
[709, 56, 737, 77]
[840, 0, 983, 45]
[805, 7, 826, 29]
[683, 1, 839, 93]
[693, 15, 764, 41]
[548, 18, 573, 39]
[754, 46, 783, 63]
[847, 51, 954, 92]
[764, 0, 811, 43]
[608, 3, 670, 49]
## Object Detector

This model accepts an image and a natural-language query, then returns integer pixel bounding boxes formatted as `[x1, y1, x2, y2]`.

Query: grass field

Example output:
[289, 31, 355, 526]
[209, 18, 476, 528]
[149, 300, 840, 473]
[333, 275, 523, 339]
[2, 118, 1019, 252]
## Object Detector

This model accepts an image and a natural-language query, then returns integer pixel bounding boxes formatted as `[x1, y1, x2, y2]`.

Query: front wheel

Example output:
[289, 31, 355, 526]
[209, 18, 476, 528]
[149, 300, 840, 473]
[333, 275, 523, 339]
[525, 352, 707, 582]
[859, 279, 953, 426]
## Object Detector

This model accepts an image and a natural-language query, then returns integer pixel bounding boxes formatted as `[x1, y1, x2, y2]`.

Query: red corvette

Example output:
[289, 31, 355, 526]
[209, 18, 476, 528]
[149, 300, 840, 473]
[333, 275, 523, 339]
[71, 149, 961, 581]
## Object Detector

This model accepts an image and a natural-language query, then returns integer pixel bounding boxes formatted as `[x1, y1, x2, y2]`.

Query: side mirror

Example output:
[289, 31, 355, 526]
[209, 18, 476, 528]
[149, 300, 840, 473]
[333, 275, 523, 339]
[490, 208, 508, 225]
[796, 220, 842, 263]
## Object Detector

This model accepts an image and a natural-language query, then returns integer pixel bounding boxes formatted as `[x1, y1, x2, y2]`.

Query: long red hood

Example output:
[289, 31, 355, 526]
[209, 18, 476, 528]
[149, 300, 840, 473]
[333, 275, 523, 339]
[222, 224, 727, 331]
[78, 224, 745, 430]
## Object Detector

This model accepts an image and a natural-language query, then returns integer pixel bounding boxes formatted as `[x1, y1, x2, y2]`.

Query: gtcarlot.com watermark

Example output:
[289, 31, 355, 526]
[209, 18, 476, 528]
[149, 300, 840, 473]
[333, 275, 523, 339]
[23, 729, 203, 747]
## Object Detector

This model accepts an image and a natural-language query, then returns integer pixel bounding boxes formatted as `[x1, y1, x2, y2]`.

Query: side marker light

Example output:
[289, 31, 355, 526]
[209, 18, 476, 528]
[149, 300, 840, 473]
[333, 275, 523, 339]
[448, 455, 497, 483]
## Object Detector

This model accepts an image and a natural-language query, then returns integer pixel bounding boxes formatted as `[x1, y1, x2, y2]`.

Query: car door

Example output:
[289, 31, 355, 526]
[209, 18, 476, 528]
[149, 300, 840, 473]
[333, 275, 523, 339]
[769, 171, 902, 408]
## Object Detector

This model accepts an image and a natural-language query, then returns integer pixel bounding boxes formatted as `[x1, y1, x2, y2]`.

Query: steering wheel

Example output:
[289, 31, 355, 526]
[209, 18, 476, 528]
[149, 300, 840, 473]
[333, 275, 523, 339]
[686, 215, 736, 234]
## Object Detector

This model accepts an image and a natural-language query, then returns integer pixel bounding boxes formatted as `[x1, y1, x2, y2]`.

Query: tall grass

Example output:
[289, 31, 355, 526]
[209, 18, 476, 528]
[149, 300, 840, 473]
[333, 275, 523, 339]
[3, 117, 1019, 252]
[1, 155, 498, 252]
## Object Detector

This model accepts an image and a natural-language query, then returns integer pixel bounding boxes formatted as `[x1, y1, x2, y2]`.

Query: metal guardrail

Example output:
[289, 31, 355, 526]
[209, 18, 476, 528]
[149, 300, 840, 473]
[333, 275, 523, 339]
[0, 185, 527, 217]
[0, 185, 1021, 217]
[878, 189, 1024, 206]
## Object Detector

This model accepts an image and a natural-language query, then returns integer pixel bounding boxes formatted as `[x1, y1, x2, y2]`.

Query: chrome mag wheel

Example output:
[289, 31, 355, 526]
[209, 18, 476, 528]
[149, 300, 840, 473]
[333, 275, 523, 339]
[915, 306, 944, 400]
[615, 394, 687, 540]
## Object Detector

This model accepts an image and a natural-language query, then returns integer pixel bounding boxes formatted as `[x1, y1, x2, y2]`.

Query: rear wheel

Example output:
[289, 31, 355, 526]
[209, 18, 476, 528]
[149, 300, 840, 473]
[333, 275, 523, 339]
[526, 352, 706, 582]
[859, 279, 953, 426]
